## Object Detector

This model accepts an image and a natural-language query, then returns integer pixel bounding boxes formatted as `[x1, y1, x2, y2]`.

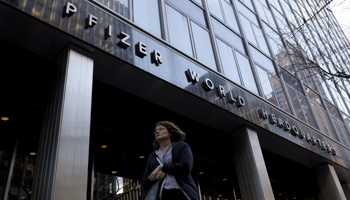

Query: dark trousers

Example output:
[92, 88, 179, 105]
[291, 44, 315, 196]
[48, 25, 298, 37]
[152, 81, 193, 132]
[162, 189, 188, 200]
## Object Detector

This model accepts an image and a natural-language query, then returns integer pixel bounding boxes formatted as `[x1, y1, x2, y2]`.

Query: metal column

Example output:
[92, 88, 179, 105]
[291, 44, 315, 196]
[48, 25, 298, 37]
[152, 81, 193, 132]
[31, 46, 94, 200]
[232, 126, 275, 200]
[314, 163, 346, 200]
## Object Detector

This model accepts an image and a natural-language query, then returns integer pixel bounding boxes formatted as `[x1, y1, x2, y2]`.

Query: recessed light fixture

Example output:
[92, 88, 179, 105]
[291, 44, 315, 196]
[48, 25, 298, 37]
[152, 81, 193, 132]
[218, 195, 222, 197]
[293, 197, 297, 199]
[28, 191, 32, 194]
[223, 178, 227, 181]
[199, 172, 204, 175]
[30, 152, 36, 156]
[111, 171, 117, 174]
[1, 117, 9, 121]
[279, 193, 282, 196]
[139, 156, 145, 159]
[101, 145, 107, 148]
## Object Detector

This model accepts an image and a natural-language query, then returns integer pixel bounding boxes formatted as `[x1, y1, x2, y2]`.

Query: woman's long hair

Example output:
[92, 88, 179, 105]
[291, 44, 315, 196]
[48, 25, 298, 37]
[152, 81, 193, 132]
[153, 121, 186, 148]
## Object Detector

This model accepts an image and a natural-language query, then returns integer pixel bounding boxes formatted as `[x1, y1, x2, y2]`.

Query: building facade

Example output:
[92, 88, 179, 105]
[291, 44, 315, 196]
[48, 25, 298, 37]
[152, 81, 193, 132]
[1, 0, 350, 199]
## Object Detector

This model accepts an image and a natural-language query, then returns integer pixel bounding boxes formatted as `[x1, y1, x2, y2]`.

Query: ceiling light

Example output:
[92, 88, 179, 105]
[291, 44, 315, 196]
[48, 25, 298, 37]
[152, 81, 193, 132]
[199, 172, 204, 175]
[101, 145, 107, 148]
[279, 194, 282, 196]
[139, 156, 145, 159]
[293, 197, 297, 199]
[111, 171, 117, 174]
[30, 152, 36, 156]
[218, 195, 222, 197]
[223, 178, 227, 181]
[1, 117, 9, 121]
[28, 191, 32, 194]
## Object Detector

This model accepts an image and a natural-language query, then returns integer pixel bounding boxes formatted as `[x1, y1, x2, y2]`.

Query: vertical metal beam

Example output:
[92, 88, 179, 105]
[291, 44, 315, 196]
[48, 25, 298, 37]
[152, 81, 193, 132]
[3, 138, 18, 200]
[314, 163, 346, 200]
[31, 46, 94, 200]
[232, 126, 275, 200]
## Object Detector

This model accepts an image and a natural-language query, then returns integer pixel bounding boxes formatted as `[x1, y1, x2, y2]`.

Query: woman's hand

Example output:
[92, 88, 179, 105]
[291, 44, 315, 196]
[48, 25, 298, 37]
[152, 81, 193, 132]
[155, 170, 166, 180]
[148, 165, 165, 181]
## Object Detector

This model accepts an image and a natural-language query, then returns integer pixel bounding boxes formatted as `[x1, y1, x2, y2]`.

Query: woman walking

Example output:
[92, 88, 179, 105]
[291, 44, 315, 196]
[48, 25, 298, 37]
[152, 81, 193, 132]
[141, 121, 199, 200]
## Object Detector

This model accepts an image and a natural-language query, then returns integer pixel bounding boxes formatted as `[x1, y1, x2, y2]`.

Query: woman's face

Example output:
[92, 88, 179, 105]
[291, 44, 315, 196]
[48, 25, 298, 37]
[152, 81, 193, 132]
[154, 125, 171, 142]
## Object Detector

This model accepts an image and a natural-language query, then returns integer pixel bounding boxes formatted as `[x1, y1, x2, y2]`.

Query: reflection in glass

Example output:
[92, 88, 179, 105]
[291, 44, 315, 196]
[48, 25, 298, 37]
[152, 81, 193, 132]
[240, 14, 258, 47]
[221, 0, 240, 32]
[269, 74, 291, 113]
[211, 17, 245, 54]
[250, 45, 276, 74]
[95, 0, 129, 18]
[93, 173, 141, 200]
[236, 1, 259, 24]
[193, 0, 203, 6]
[7, 154, 36, 200]
[305, 86, 323, 108]
[207, 0, 224, 21]
[133, 0, 162, 38]
[166, 0, 207, 26]
[287, 86, 307, 123]
[95, 0, 130, 19]
[281, 68, 303, 93]
[256, 66, 278, 105]
[252, 24, 270, 55]
[191, 21, 217, 70]
[236, 52, 258, 93]
[216, 39, 241, 84]
[332, 117, 350, 147]
[166, 5, 193, 56]
[299, 94, 318, 128]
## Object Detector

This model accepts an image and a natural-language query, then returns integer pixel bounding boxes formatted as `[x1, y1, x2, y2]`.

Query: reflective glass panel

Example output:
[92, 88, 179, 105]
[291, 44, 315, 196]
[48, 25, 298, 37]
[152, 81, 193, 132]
[193, 0, 203, 6]
[256, 66, 278, 105]
[211, 17, 245, 53]
[236, 52, 259, 93]
[222, 0, 240, 32]
[191, 21, 217, 70]
[236, 1, 259, 24]
[133, 0, 162, 38]
[167, 0, 207, 26]
[280, 68, 303, 93]
[240, 14, 258, 47]
[249, 45, 276, 74]
[95, 0, 129, 18]
[166, 5, 193, 56]
[270, 74, 291, 113]
[216, 39, 241, 84]
[305, 86, 323, 108]
[326, 101, 341, 120]
[287, 86, 307, 123]
[299, 94, 318, 128]
[332, 118, 350, 147]
[207, 0, 224, 21]
[252, 25, 270, 55]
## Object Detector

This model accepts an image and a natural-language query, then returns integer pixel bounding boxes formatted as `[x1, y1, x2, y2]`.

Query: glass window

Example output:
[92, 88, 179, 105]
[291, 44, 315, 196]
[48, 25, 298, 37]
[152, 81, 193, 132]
[236, 1, 259, 25]
[221, 0, 240, 32]
[332, 118, 349, 147]
[287, 86, 307, 122]
[305, 86, 323, 108]
[252, 25, 270, 55]
[326, 101, 341, 120]
[249, 45, 276, 74]
[193, 0, 203, 6]
[280, 68, 303, 93]
[95, 0, 129, 18]
[166, 0, 207, 27]
[133, 0, 162, 38]
[191, 21, 217, 70]
[166, 5, 193, 56]
[240, 14, 258, 47]
[236, 52, 259, 93]
[211, 17, 245, 54]
[207, 0, 224, 21]
[270, 74, 291, 113]
[257, 66, 278, 105]
[217, 39, 241, 84]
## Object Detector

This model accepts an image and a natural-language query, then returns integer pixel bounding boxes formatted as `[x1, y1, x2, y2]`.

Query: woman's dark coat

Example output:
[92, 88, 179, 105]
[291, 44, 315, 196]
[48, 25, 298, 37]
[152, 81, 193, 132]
[141, 141, 199, 200]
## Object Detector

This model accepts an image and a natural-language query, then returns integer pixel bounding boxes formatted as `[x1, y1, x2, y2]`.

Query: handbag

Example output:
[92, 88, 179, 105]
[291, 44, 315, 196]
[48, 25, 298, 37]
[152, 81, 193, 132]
[145, 144, 172, 200]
